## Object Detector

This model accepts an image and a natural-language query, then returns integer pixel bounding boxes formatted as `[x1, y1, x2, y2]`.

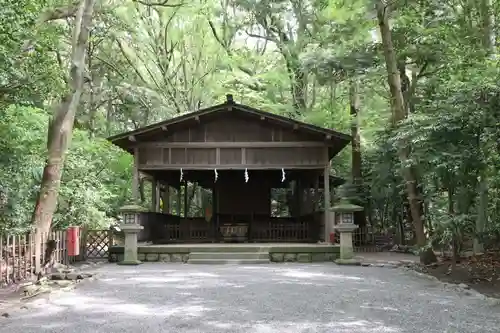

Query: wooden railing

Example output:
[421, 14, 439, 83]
[138, 212, 320, 243]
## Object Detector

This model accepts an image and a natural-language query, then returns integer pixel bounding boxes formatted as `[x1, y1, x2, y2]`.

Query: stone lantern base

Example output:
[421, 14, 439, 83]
[117, 224, 144, 266]
[334, 223, 361, 266]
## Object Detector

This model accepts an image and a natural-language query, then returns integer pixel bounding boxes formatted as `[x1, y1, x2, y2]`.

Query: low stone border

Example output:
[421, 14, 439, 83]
[109, 245, 340, 263]
[269, 252, 337, 263]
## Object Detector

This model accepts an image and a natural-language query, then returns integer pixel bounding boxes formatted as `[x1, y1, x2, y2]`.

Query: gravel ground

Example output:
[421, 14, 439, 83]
[0, 263, 498, 333]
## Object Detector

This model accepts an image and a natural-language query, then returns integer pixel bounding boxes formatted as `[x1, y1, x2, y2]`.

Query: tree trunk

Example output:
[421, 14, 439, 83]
[349, 79, 366, 239]
[376, 1, 426, 247]
[31, 0, 96, 274]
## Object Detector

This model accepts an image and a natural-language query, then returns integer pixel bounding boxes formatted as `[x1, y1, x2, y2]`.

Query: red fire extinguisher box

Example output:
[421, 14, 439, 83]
[67, 226, 80, 257]
[329, 232, 336, 244]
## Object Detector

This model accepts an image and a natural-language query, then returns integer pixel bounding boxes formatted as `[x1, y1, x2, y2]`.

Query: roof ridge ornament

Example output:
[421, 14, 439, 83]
[226, 94, 234, 104]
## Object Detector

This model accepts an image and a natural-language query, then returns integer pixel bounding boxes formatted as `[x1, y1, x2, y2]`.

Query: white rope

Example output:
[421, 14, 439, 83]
[244, 168, 249, 183]
[180, 168, 183, 182]
[214, 169, 218, 182]
[281, 168, 286, 182]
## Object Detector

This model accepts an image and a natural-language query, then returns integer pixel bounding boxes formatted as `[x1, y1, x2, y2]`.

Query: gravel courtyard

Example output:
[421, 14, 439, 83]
[1, 263, 499, 333]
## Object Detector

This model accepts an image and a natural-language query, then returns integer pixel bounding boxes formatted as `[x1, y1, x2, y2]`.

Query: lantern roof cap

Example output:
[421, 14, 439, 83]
[119, 204, 147, 213]
[331, 198, 364, 212]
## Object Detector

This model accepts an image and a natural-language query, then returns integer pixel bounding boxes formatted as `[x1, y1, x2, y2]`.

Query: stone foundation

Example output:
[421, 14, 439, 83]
[267, 245, 338, 263]
[109, 244, 340, 264]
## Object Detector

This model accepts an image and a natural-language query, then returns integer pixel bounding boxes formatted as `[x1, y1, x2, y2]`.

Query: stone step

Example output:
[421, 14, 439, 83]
[189, 252, 269, 260]
[182, 246, 271, 253]
[187, 258, 271, 265]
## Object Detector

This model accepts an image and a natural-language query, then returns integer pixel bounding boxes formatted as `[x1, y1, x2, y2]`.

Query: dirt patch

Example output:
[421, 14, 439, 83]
[422, 251, 500, 299]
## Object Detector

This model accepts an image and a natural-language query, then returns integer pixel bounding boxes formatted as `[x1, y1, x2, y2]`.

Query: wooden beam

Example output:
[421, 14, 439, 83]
[293, 124, 299, 130]
[135, 141, 328, 149]
[260, 116, 265, 120]
[129, 135, 136, 142]
[194, 116, 200, 123]
[326, 134, 332, 140]
[161, 125, 168, 131]
[139, 164, 326, 170]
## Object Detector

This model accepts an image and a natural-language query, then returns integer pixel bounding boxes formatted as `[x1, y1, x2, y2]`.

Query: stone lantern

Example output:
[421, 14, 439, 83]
[117, 204, 144, 265]
[332, 185, 364, 265]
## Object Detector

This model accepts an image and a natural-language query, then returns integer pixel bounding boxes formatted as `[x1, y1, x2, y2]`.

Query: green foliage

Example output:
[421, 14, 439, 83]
[0, 0, 499, 253]
[0, 105, 131, 233]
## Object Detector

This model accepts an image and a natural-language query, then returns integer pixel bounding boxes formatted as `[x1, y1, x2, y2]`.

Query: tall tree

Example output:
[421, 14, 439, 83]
[376, 0, 426, 247]
[32, 0, 96, 273]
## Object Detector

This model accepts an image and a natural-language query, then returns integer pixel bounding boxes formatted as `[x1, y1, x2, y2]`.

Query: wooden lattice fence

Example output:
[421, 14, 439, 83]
[81, 229, 113, 260]
[1, 228, 111, 288]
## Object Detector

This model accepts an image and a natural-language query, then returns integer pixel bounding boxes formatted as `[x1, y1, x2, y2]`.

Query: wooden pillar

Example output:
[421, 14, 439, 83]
[151, 178, 157, 212]
[213, 183, 218, 242]
[314, 175, 319, 212]
[132, 148, 139, 202]
[162, 184, 170, 213]
[154, 180, 160, 212]
[183, 180, 188, 217]
[296, 178, 302, 221]
[177, 185, 181, 216]
[324, 165, 330, 242]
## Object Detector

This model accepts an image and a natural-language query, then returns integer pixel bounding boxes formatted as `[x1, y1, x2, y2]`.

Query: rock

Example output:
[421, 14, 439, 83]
[138, 253, 146, 261]
[159, 254, 171, 262]
[66, 272, 84, 280]
[297, 253, 312, 263]
[311, 253, 327, 262]
[1, 313, 9, 318]
[284, 253, 296, 262]
[49, 273, 66, 280]
[181, 254, 189, 263]
[52, 262, 67, 270]
[170, 254, 183, 262]
[51, 280, 74, 287]
[387, 261, 401, 266]
[270, 253, 284, 262]
[458, 283, 470, 290]
[325, 253, 336, 261]
[23, 284, 40, 296]
[335, 259, 361, 265]
[146, 253, 159, 262]
[361, 262, 371, 267]
[420, 247, 438, 265]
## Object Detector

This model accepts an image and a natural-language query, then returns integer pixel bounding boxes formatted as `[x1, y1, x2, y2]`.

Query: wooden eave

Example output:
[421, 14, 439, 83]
[107, 101, 352, 158]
